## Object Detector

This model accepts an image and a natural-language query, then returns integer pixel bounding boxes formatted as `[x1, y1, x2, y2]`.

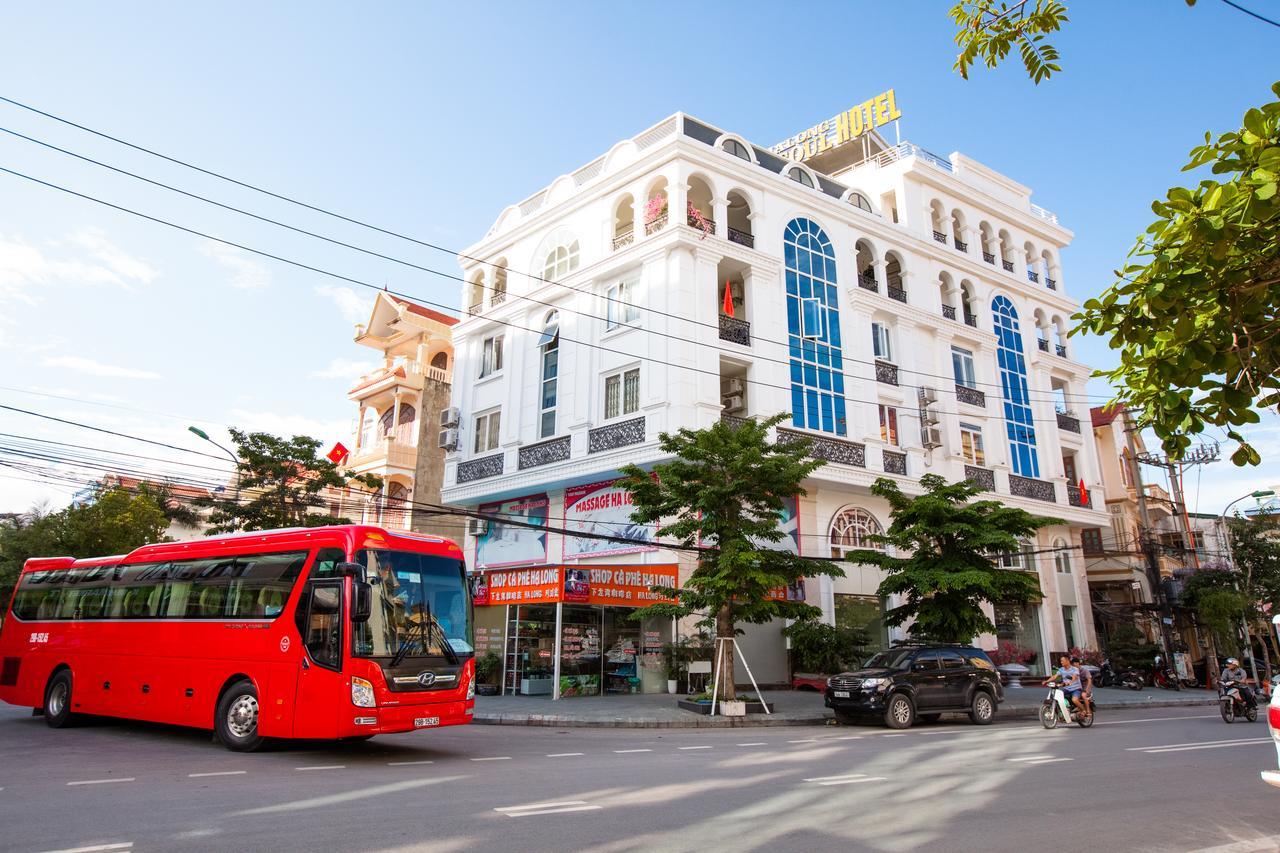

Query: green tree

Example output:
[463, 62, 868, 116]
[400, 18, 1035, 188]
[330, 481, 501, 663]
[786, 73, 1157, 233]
[202, 429, 381, 534]
[617, 414, 841, 702]
[782, 619, 870, 675]
[1182, 568, 1251, 656]
[950, 0, 1068, 84]
[845, 475, 1053, 643]
[1104, 623, 1158, 671]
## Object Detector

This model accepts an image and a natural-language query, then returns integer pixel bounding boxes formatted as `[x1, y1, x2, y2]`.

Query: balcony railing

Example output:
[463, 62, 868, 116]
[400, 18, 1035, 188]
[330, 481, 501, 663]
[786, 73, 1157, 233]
[720, 413, 749, 430]
[489, 291, 507, 307]
[1057, 411, 1081, 433]
[588, 416, 645, 454]
[875, 360, 899, 386]
[965, 465, 995, 491]
[776, 427, 866, 467]
[955, 384, 986, 407]
[859, 274, 878, 293]
[457, 452, 504, 484]
[1002, 259, 1015, 273]
[932, 230, 947, 244]
[883, 450, 907, 475]
[1067, 484, 1092, 508]
[467, 302, 483, 316]
[518, 435, 571, 470]
[1038, 338, 1050, 352]
[1056, 344, 1068, 358]
[942, 305, 957, 321]
[983, 252, 995, 264]
[954, 239, 968, 252]
[644, 212, 668, 236]
[718, 314, 751, 346]
[612, 230, 635, 250]
[887, 285, 907, 304]
[687, 214, 717, 235]
[1046, 278, 1057, 290]
[1027, 270, 1040, 283]
[727, 226, 754, 249]
[964, 311, 977, 328]
[1010, 474, 1056, 503]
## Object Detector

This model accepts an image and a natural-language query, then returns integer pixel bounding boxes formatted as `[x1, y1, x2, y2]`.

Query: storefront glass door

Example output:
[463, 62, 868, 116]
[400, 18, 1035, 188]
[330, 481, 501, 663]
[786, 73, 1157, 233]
[602, 608, 642, 694]
[505, 605, 556, 695]
[559, 605, 602, 697]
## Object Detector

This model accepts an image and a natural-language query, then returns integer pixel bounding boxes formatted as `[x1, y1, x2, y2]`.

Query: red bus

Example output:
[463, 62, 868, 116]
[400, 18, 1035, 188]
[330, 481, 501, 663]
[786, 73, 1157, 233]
[0, 525, 475, 751]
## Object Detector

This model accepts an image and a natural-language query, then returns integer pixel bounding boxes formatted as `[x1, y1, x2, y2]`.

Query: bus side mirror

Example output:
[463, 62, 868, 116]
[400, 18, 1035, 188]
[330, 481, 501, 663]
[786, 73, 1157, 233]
[336, 562, 366, 580]
[352, 581, 372, 623]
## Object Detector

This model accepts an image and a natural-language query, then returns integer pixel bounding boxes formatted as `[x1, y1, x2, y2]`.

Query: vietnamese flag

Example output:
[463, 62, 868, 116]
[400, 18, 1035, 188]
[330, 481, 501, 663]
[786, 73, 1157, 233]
[327, 442, 350, 465]
[722, 280, 734, 318]
[1078, 478, 1089, 505]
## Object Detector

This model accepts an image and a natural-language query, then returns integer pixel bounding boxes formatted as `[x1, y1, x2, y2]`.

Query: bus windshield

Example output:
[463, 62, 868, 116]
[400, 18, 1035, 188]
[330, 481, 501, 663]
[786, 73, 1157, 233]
[353, 549, 472, 659]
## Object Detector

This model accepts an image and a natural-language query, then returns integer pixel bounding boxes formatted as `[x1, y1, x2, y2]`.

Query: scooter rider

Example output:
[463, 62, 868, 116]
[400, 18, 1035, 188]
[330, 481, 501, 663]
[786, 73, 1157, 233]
[1220, 658, 1257, 711]
[1072, 655, 1093, 708]
[1047, 655, 1086, 717]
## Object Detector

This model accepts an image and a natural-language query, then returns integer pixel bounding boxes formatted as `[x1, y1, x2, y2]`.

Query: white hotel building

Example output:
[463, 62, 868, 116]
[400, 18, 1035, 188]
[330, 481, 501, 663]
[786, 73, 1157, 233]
[441, 110, 1108, 695]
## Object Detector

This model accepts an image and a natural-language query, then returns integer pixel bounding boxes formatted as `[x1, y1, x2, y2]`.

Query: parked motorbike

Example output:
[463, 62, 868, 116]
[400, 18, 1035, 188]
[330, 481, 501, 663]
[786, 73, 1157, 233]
[1152, 655, 1182, 691]
[1121, 668, 1145, 690]
[1040, 684, 1095, 729]
[1098, 660, 1145, 690]
[1219, 679, 1259, 724]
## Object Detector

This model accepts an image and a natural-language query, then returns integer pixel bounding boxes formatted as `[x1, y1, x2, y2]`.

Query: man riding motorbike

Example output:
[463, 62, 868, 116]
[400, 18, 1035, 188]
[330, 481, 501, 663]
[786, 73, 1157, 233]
[1047, 654, 1087, 718]
[1219, 657, 1257, 712]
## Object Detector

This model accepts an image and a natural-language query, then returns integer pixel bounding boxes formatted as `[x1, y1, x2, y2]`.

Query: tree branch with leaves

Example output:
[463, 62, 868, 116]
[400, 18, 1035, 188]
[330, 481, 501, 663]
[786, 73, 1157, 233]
[950, 0, 1068, 84]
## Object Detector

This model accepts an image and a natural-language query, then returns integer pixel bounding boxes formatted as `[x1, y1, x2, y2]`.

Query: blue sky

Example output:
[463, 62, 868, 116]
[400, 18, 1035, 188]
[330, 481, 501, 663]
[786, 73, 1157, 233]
[1, 1, 1277, 516]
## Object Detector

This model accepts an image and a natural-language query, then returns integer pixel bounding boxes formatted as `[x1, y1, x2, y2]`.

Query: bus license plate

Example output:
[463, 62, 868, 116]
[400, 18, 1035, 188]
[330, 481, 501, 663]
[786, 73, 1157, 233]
[834, 690, 850, 698]
[414, 716, 440, 728]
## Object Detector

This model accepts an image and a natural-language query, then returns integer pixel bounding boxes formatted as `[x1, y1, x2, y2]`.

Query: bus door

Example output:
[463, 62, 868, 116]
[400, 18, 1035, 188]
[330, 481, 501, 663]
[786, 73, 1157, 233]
[292, 580, 345, 738]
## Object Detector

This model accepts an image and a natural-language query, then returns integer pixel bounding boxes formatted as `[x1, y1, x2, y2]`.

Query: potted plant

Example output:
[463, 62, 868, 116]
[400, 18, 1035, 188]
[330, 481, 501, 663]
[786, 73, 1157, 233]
[661, 642, 682, 694]
[474, 651, 501, 696]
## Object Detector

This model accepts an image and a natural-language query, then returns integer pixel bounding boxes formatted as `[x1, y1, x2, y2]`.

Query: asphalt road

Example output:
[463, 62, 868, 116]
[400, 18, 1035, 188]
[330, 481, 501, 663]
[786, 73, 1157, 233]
[0, 702, 1276, 853]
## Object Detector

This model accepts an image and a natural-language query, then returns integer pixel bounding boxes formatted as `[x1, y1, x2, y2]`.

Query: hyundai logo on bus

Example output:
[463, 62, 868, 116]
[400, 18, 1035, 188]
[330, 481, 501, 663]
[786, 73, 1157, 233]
[417, 671, 436, 687]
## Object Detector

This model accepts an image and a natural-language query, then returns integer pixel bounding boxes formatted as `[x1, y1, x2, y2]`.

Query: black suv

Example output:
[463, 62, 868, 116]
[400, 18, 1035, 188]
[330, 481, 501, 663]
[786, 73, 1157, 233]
[824, 644, 1003, 729]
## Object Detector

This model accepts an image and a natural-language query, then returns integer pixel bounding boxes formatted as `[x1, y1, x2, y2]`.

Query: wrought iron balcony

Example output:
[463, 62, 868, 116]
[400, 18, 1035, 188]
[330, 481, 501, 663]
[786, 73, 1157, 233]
[964, 311, 977, 328]
[1067, 484, 1092, 508]
[644, 212, 668, 235]
[727, 226, 754, 249]
[942, 305, 957, 321]
[859, 274, 878, 293]
[1056, 411, 1081, 433]
[517, 436, 571, 470]
[588, 416, 645, 454]
[887, 285, 907, 304]
[875, 360, 899, 386]
[720, 413, 748, 430]
[1056, 344, 1068, 358]
[1010, 474, 1056, 503]
[457, 453, 504, 484]
[612, 230, 635, 250]
[1002, 259, 1015, 273]
[718, 314, 751, 346]
[467, 302, 483, 316]
[1046, 278, 1057, 290]
[489, 291, 507, 307]
[687, 214, 717, 235]
[955, 384, 986, 407]
[1027, 270, 1040, 283]
[1038, 338, 1050, 352]
[933, 230, 947, 244]
[776, 427, 866, 467]
[965, 465, 995, 491]
[983, 252, 995, 264]
[883, 450, 907, 475]
[954, 239, 968, 252]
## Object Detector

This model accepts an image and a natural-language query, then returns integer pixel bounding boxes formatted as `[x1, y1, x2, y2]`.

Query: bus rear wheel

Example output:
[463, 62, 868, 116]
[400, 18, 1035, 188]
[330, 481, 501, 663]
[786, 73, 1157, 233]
[216, 681, 265, 752]
[43, 670, 77, 728]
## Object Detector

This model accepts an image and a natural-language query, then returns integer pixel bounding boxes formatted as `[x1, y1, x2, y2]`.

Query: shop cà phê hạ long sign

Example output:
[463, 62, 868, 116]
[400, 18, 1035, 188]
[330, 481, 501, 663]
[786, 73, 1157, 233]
[771, 89, 902, 163]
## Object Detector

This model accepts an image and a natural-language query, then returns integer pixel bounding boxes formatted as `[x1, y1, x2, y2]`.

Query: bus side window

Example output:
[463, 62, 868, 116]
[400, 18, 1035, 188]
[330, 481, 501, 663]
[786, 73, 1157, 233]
[232, 552, 308, 618]
[304, 584, 342, 669]
[311, 548, 347, 579]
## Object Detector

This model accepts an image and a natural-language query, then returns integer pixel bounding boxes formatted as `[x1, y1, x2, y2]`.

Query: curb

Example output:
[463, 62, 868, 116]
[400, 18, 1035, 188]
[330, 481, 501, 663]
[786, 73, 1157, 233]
[472, 696, 1217, 729]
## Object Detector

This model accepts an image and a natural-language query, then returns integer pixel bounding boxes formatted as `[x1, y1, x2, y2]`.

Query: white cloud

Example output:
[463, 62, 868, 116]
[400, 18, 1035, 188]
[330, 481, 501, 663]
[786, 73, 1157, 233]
[228, 409, 350, 443]
[65, 229, 159, 286]
[309, 358, 380, 381]
[199, 243, 271, 290]
[0, 230, 157, 308]
[41, 355, 162, 380]
[317, 285, 372, 324]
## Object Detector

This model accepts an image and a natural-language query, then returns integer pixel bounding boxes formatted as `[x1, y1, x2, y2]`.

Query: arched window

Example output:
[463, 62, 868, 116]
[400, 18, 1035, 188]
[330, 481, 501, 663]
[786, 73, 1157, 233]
[848, 192, 873, 213]
[379, 403, 416, 435]
[384, 482, 410, 529]
[542, 241, 579, 282]
[430, 351, 449, 370]
[830, 507, 885, 557]
[722, 138, 751, 160]
[788, 166, 815, 188]
[1054, 539, 1072, 574]
[538, 311, 559, 438]
[491, 259, 508, 305]
[784, 218, 846, 435]
[998, 537, 1035, 571]
[992, 295, 1040, 477]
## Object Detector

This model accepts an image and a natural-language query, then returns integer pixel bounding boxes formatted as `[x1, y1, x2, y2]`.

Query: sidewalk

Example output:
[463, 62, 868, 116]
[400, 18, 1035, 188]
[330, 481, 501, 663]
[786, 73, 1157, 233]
[472, 685, 1217, 728]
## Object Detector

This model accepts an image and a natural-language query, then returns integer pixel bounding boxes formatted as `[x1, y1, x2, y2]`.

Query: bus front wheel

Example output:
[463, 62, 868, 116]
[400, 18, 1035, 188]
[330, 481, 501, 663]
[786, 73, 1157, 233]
[215, 681, 265, 752]
[43, 669, 77, 728]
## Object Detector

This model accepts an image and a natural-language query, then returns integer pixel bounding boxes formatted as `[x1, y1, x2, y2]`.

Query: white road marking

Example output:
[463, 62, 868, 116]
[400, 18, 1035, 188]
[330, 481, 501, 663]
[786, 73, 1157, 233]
[788, 738, 818, 743]
[834, 735, 863, 740]
[470, 757, 512, 762]
[66, 778, 136, 786]
[804, 774, 868, 782]
[1125, 737, 1268, 751]
[547, 752, 584, 757]
[678, 746, 712, 750]
[1025, 758, 1073, 765]
[188, 770, 247, 778]
[387, 760, 434, 766]
[495, 800, 602, 817]
[1142, 739, 1271, 754]
[1194, 833, 1280, 852]
[1006, 755, 1057, 763]
[737, 742, 767, 747]
[801, 773, 888, 787]
[881, 733, 906, 737]
[294, 765, 345, 771]
[613, 749, 651, 754]
[37, 844, 134, 853]
[1094, 714, 1217, 726]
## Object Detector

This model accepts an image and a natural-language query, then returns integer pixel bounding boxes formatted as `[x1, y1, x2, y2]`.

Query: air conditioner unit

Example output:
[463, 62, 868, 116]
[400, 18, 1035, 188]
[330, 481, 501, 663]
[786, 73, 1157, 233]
[440, 407, 461, 428]
[467, 518, 489, 538]
[917, 386, 937, 405]
[438, 427, 459, 451]
[722, 377, 745, 395]
[722, 394, 745, 414]
[920, 426, 943, 449]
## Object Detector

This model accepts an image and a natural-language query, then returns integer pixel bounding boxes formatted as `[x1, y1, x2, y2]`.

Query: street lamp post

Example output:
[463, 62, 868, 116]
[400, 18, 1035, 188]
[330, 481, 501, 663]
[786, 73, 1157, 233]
[189, 426, 241, 523]
[1219, 489, 1276, 688]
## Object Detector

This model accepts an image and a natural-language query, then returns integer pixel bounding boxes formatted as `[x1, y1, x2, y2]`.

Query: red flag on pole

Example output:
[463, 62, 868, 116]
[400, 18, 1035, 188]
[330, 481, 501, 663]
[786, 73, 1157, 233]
[1078, 478, 1089, 506]
[327, 442, 349, 465]
[722, 280, 734, 318]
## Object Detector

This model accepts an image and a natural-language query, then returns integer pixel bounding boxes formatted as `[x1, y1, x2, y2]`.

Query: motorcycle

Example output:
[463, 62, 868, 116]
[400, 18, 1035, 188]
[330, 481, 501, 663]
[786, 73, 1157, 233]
[1121, 668, 1145, 691]
[1040, 684, 1095, 729]
[1152, 655, 1182, 691]
[1098, 659, 1144, 691]
[1218, 680, 1259, 724]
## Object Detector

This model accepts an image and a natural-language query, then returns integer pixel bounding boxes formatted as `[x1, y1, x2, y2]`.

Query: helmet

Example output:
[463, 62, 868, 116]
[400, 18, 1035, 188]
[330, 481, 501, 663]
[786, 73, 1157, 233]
[1226, 657, 1239, 666]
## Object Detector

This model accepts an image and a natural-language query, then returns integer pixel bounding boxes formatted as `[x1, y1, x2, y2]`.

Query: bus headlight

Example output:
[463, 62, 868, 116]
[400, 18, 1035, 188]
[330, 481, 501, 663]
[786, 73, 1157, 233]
[466, 675, 475, 700]
[351, 677, 376, 708]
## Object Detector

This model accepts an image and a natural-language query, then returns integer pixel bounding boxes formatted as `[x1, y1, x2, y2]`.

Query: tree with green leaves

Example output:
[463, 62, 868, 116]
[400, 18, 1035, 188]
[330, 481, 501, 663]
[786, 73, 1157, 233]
[844, 475, 1054, 643]
[950, 0, 1068, 84]
[617, 414, 841, 703]
[202, 429, 381, 534]
[1182, 567, 1251, 657]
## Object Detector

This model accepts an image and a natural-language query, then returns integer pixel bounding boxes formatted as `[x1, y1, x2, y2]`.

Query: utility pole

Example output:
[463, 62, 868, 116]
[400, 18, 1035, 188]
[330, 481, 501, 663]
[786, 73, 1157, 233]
[1123, 415, 1175, 663]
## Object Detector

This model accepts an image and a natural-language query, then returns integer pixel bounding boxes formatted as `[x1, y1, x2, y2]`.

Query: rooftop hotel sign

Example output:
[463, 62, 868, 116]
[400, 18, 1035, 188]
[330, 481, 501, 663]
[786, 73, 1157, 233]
[771, 89, 902, 163]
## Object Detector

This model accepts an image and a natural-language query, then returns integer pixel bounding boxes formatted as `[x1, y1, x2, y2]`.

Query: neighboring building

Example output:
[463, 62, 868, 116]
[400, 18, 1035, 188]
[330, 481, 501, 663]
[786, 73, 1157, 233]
[339, 291, 459, 539]
[97, 474, 213, 541]
[443, 109, 1109, 697]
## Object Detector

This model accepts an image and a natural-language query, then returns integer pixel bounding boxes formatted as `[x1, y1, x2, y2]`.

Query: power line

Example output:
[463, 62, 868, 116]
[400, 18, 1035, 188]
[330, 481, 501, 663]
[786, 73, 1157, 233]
[1219, 0, 1280, 29]
[0, 403, 229, 462]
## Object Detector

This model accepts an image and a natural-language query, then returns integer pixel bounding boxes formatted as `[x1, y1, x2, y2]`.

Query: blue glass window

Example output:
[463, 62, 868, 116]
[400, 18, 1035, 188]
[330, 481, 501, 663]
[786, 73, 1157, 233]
[784, 218, 846, 435]
[992, 295, 1039, 477]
